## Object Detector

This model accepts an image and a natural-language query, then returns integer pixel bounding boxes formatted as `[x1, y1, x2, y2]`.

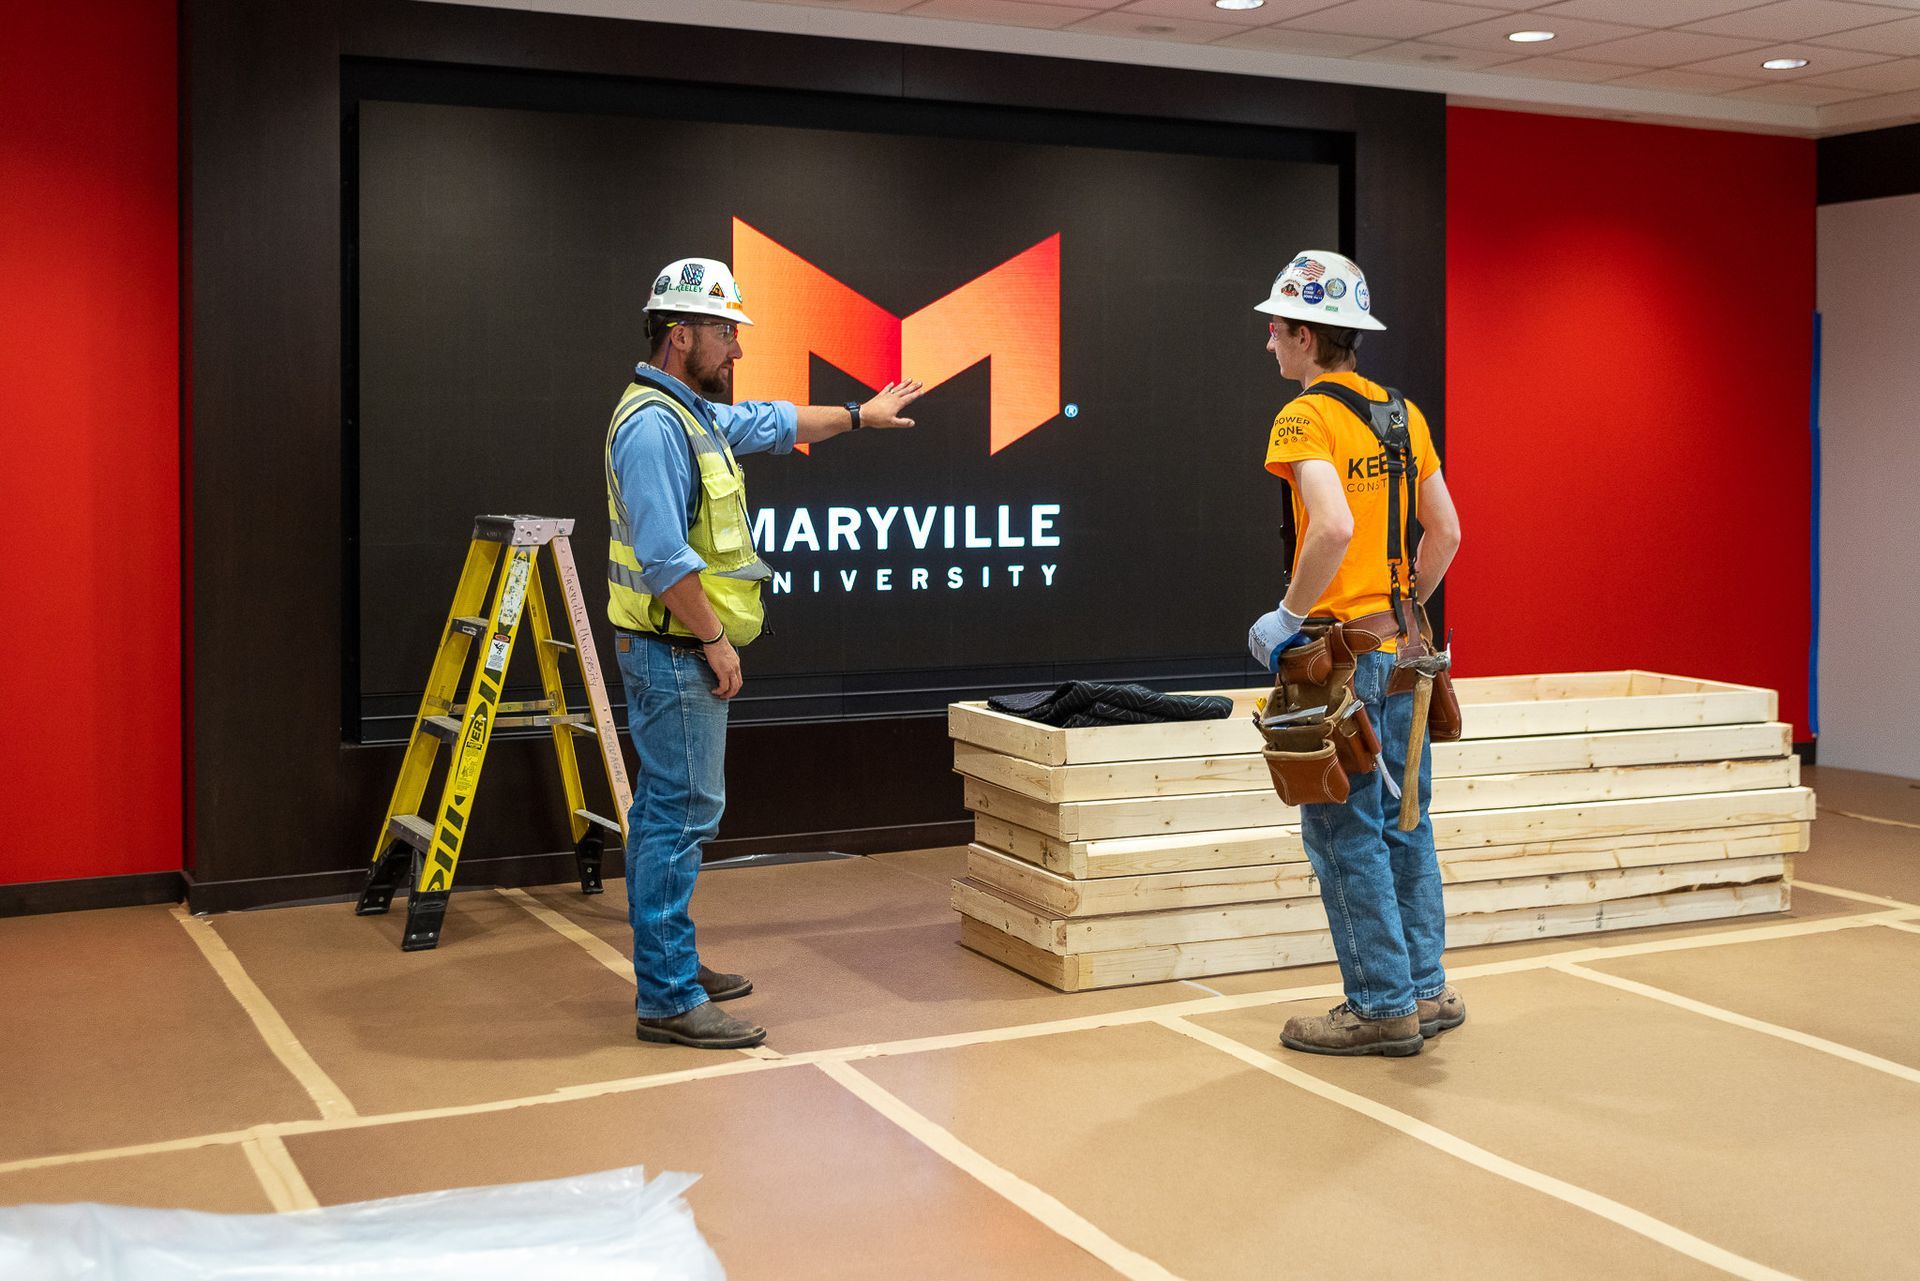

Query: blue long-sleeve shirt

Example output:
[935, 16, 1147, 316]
[609, 364, 797, 597]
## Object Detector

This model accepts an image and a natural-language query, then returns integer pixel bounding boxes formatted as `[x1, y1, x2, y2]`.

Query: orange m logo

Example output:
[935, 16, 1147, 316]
[730, 219, 1061, 455]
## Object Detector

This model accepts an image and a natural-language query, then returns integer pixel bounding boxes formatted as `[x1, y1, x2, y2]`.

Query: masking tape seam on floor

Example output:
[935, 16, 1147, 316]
[816, 1060, 1186, 1281]
[1156, 1016, 1797, 1281]
[495, 888, 771, 1062]
[240, 1130, 321, 1212]
[1791, 879, 1920, 912]
[1553, 962, 1920, 1085]
[12, 903, 1904, 1182]
[169, 907, 358, 1121]
[1823, 807, 1920, 833]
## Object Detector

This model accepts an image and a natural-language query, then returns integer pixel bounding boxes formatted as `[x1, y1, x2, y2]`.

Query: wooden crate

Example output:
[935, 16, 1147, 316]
[950, 670, 1809, 991]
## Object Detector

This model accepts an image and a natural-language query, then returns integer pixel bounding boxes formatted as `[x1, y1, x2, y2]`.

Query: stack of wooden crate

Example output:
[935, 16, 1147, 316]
[949, 672, 1812, 992]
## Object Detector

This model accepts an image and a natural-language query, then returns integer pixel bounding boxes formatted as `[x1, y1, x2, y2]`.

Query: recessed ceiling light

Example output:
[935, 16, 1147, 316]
[1507, 30, 1556, 43]
[1761, 57, 1809, 70]
[1214, 0, 1264, 10]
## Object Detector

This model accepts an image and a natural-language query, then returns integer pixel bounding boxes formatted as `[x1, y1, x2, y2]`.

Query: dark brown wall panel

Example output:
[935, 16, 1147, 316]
[187, 0, 1445, 903]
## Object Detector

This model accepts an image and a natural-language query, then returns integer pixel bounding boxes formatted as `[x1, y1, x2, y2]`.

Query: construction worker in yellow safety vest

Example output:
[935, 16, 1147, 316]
[606, 257, 926, 1049]
[1249, 250, 1465, 1058]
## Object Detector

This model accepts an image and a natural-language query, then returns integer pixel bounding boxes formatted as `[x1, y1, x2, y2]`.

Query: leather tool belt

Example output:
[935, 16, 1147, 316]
[1254, 619, 1383, 806]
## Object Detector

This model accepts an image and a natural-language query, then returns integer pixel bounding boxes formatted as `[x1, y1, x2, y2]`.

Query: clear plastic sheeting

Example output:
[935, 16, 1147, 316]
[0, 1165, 725, 1281]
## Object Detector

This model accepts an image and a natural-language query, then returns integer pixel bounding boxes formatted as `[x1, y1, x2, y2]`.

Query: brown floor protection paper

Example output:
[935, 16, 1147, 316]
[206, 892, 720, 1116]
[855, 1021, 1721, 1280]
[1796, 813, 1920, 903]
[1586, 924, 1920, 1067]
[0, 906, 319, 1163]
[524, 856, 1195, 1054]
[0, 1145, 274, 1214]
[1194, 965, 1920, 1281]
[1806, 764, 1920, 827]
[282, 1062, 1120, 1281]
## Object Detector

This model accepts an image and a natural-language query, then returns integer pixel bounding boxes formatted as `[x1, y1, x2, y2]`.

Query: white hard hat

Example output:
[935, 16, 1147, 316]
[644, 257, 754, 325]
[1254, 250, 1385, 332]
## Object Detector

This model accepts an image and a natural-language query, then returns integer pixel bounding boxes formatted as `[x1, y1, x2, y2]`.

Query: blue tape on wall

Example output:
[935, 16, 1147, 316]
[1809, 309, 1822, 740]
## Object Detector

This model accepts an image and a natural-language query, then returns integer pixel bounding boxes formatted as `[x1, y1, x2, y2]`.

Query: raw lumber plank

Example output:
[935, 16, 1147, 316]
[1455, 688, 1774, 742]
[970, 822, 1807, 916]
[973, 815, 1305, 879]
[961, 881, 1790, 992]
[954, 723, 1793, 801]
[951, 856, 1788, 955]
[964, 757, 1800, 841]
[1436, 822, 1806, 884]
[965, 844, 1319, 917]
[974, 788, 1815, 878]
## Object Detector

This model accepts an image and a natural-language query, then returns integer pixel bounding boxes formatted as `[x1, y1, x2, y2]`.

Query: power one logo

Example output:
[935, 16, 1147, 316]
[730, 219, 1061, 455]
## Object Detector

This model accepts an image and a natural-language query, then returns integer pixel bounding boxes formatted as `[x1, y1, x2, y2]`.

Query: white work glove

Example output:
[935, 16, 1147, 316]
[1248, 603, 1308, 671]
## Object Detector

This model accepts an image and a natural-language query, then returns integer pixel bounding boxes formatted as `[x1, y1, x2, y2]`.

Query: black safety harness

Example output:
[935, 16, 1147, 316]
[1277, 382, 1421, 643]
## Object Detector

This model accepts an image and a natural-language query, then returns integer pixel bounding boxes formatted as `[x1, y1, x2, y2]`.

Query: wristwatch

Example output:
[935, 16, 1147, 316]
[844, 401, 863, 432]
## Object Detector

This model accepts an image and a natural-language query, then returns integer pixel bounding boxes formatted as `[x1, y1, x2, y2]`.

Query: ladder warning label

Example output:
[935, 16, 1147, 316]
[483, 635, 510, 674]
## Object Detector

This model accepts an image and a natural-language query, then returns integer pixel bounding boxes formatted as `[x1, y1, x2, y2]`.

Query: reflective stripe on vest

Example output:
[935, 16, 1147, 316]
[604, 383, 772, 646]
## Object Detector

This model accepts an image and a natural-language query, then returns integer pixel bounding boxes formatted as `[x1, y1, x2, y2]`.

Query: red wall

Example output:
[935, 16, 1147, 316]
[1, 5, 181, 884]
[1445, 107, 1815, 736]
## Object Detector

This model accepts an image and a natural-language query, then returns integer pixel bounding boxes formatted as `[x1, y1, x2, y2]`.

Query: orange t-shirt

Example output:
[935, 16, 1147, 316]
[1263, 371, 1440, 624]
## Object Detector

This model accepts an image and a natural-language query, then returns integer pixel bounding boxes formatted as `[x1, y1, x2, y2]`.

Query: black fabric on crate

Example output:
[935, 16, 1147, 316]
[987, 682, 1234, 729]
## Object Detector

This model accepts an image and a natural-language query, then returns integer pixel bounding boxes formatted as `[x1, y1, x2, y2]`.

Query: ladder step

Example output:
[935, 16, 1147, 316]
[388, 814, 434, 852]
[541, 637, 577, 653]
[421, 715, 462, 743]
[450, 616, 488, 638]
[575, 808, 622, 836]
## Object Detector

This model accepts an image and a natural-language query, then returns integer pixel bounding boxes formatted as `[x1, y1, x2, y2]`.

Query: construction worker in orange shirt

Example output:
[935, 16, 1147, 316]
[1248, 250, 1465, 1057]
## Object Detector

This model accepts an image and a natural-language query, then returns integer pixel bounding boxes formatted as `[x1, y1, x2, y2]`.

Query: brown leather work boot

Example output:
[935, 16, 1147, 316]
[1417, 986, 1466, 1038]
[697, 964, 752, 1002]
[1280, 1002, 1423, 1057]
[636, 1002, 767, 1050]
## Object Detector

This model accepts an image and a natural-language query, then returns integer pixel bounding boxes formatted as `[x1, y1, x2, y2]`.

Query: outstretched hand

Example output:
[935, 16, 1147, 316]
[861, 380, 927, 429]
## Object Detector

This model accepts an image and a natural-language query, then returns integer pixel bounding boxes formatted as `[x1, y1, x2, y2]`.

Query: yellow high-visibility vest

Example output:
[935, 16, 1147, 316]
[604, 382, 771, 646]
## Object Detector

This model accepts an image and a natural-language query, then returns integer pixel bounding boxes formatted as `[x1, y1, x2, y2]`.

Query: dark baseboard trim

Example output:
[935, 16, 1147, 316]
[183, 820, 976, 914]
[1794, 740, 1817, 766]
[1, 871, 187, 918]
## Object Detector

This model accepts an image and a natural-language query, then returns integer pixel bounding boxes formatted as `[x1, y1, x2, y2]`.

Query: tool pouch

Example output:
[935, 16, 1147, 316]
[1384, 608, 1464, 742]
[1331, 691, 1382, 775]
[1261, 726, 1349, 807]
[1255, 620, 1365, 805]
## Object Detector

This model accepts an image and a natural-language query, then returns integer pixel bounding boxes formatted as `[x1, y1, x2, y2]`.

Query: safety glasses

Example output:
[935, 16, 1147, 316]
[668, 319, 740, 343]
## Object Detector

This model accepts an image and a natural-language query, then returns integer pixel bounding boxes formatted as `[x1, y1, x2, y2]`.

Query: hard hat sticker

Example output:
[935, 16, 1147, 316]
[1357, 281, 1371, 311]
[1279, 280, 1302, 297]
[1325, 278, 1347, 300]
[1297, 259, 1326, 282]
[1302, 281, 1324, 305]
[680, 262, 705, 290]
[653, 275, 671, 295]
[709, 282, 726, 297]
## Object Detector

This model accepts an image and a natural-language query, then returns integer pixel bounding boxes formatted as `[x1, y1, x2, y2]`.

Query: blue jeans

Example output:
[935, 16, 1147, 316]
[616, 636, 728, 1019]
[1299, 649, 1447, 1020]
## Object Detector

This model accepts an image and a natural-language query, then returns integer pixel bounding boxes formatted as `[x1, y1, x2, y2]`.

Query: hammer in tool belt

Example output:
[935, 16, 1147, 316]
[1395, 644, 1452, 832]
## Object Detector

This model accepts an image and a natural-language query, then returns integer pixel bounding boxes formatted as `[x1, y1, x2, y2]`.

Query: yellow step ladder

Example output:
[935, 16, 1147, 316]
[356, 515, 633, 951]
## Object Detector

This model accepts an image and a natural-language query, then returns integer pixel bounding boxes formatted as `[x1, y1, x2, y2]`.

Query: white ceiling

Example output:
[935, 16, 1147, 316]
[431, 0, 1920, 135]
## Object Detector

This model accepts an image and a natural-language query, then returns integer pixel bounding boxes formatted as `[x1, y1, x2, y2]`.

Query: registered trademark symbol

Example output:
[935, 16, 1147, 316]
[1063, 403, 1080, 419]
